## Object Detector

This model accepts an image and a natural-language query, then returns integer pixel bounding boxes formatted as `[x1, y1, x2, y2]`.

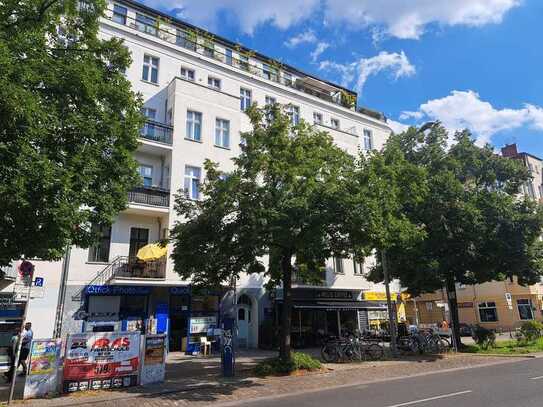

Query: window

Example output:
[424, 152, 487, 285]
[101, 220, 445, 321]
[225, 48, 233, 65]
[313, 112, 323, 125]
[353, 258, 364, 275]
[135, 13, 156, 36]
[239, 54, 249, 71]
[517, 299, 534, 320]
[142, 54, 159, 84]
[283, 72, 292, 86]
[333, 257, 344, 274]
[176, 29, 196, 51]
[88, 224, 111, 263]
[215, 118, 230, 148]
[137, 164, 153, 187]
[141, 107, 156, 120]
[112, 4, 127, 25]
[240, 88, 252, 111]
[331, 118, 340, 129]
[184, 166, 201, 200]
[186, 111, 202, 141]
[478, 302, 498, 322]
[141, 108, 157, 138]
[363, 129, 373, 150]
[180, 67, 195, 81]
[166, 108, 173, 125]
[287, 105, 300, 125]
[265, 96, 276, 106]
[425, 302, 433, 311]
[208, 76, 221, 90]
[263, 64, 278, 81]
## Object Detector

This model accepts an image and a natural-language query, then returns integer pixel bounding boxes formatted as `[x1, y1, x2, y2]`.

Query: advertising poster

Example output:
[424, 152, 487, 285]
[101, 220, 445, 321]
[190, 316, 217, 334]
[24, 338, 62, 399]
[63, 332, 141, 393]
[140, 334, 166, 385]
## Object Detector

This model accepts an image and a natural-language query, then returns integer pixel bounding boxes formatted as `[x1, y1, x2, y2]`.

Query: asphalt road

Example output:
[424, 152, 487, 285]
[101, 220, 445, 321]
[232, 357, 543, 407]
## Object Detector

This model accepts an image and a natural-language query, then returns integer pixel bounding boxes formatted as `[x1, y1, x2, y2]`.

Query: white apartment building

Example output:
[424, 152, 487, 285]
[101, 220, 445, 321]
[1, 0, 396, 352]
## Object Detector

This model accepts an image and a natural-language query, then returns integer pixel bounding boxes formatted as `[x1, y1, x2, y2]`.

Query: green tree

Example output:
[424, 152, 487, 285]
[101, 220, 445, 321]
[368, 125, 543, 348]
[170, 105, 355, 360]
[0, 0, 142, 264]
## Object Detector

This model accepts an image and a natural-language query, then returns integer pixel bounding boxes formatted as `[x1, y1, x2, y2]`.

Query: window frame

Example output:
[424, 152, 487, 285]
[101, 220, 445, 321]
[215, 118, 230, 149]
[240, 88, 252, 111]
[112, 4, 127, 25]
[265, 96, 276, 106]
[208, 76, 221, 90]
[363, 129, 373, 150]
[137, 164, 153, 187]
[287, 105, 300, 125]
[333, 257, 344, 274]
[87, 224, 112, 263]
[186, 110, 202, 142]
[313, 112, 323, 125]
[478, 301, 498, 322]
[517, 299, 534, 321]
[331, 118, 340, 129]
[135, 13, 157, 36]
[142, 54, 159, 84]
[184, 165, 201, 200]
[180, 67, 195, 81]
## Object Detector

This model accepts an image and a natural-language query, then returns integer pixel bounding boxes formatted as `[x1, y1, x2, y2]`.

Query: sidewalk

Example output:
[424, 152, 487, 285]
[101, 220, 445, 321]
[18, 351, 529, 407]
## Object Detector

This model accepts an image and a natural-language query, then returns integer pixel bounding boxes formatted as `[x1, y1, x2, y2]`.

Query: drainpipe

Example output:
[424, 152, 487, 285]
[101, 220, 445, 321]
[53, 246, 71, 339]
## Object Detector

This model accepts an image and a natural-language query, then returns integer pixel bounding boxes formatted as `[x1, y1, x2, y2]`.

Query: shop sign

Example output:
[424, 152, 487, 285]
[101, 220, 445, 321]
[140, 334, 166, 385]
[24, 338, 62, 399]
[63, 332, 140, 393]
[315, 290, 353, 300]
[190, 316, 217, 333]
[85, 285, 151, 296]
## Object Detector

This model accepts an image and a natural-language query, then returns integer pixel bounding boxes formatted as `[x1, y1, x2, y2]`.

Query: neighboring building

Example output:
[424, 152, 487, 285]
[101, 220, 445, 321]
[6, 0, 394, 352]
[408, 144, 543, 332]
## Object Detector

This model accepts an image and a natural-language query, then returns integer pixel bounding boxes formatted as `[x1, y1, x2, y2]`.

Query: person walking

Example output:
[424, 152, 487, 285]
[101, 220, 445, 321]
[17, 322, 33, 375]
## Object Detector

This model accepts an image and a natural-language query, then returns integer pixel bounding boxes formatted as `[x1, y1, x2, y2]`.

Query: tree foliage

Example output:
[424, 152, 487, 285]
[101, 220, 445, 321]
[171, 104, 356, 359]
[368, 124, 543, 345]
[0, 0, 142, 264]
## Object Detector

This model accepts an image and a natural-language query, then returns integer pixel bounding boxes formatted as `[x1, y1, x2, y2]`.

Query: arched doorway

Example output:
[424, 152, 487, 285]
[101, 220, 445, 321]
[237, 294, 252, 348]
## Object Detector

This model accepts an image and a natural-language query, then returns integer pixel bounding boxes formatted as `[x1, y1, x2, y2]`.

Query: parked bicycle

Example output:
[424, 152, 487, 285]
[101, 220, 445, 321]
[321, 333, 384, 363]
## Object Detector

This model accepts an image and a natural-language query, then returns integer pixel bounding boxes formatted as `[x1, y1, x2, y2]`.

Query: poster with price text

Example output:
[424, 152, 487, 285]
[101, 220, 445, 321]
[140, 334, 166, 385]
[24, 338, 62, 399]
[63, 332, 140, 393]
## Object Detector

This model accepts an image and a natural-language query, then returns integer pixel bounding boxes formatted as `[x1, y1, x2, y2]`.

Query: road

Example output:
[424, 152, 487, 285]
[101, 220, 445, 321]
[231, 357, 543, 407]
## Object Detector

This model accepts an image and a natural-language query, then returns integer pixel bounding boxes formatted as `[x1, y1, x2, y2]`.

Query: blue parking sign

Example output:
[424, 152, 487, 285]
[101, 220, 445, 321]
[34, 277, 44, 287]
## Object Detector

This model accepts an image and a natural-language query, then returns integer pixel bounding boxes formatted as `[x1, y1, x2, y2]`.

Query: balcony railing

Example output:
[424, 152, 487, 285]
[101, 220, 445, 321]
[128, 186, 170, 207]
[112, 256, 166, 280]
[105, 9, 356, 109]
[0, 263, 17, 280]
[292, 270, 327, 287]
[140, 120, 173, 145]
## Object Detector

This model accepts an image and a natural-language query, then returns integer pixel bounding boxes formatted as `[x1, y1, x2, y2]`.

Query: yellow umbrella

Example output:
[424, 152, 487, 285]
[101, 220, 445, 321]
[136, 243, 167, 261]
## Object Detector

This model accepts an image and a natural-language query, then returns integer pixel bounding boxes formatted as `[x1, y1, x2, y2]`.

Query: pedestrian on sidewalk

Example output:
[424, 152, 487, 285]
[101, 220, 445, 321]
[3, 332, 19, 382]
[17, 322, 33, 376]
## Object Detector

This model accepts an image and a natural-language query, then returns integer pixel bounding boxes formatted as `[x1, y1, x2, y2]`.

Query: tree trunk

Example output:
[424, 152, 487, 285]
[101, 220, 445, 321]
[382, 250, 398, 356]
[446, 276, 462, 350]
[279, 254, 293, 362]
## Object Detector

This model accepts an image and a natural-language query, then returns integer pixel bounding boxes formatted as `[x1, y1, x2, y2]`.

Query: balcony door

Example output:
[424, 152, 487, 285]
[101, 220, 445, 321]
[129, 227, 149, 261]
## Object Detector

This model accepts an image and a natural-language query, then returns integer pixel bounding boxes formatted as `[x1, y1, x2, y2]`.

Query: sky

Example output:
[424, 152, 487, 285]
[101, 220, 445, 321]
[142, 0, 543, 157]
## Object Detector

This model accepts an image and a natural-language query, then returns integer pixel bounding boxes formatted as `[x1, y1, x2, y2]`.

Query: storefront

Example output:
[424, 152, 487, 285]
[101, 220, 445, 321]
[274, 288, 388, 347]
[0, 295, 26, 370]
[82, 285, 222, 354]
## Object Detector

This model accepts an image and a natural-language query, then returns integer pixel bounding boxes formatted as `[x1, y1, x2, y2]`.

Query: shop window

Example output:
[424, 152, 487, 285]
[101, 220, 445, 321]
[478, 301, 498, 322]
[517, 299, 534, 320]
[88, 224, 111, 263]
[119, 295, 147, 318]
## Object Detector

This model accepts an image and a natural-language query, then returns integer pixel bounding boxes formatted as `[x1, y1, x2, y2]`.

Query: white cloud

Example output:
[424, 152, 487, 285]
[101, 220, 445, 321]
[387, 119, 410, 134]
[399, 90, 543, 145]
[284, 30, 317, 48]
[310, 42, 330, 62]
[319, 51, 415, 94]
[145, 0, 520, 38]
[399, 111, 424, 120]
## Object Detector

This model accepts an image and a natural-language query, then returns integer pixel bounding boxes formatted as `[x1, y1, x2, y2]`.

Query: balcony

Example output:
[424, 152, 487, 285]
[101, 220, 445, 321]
[128, 186, 170, 208]
[111, 256, 166, 280]
[140, 120, 173, 145]
[104, 9, 356, 109]
[0, 263, 17, 281]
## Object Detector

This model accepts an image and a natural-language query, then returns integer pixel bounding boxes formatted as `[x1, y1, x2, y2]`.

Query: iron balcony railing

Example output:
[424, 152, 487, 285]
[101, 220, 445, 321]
[113, 256, 167, 280]
[128, 186, 170, 207]
[140, 120, 173, 145]
[105, 9, 357, 109]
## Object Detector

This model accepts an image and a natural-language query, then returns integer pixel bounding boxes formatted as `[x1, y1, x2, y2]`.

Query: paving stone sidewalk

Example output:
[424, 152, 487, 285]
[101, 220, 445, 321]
[17, 353, 529, 407]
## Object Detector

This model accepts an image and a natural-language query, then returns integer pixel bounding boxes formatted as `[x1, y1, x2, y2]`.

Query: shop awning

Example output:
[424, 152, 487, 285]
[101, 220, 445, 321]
[292, 300, 387, 311]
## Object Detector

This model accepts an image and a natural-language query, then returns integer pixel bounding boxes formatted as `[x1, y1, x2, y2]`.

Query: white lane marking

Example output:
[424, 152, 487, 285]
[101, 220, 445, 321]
[384, 390, 473, 407]
[530, 376, 543, 380]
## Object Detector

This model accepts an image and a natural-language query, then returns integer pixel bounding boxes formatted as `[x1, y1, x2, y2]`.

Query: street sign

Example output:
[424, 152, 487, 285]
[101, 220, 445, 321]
[505, 293, 513, 310]
[34, 277, 44, 287]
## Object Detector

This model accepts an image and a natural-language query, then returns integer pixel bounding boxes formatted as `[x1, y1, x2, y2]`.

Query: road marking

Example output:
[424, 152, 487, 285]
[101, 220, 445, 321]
[384, 390, 473, 407]
[530, 376, 543, 380]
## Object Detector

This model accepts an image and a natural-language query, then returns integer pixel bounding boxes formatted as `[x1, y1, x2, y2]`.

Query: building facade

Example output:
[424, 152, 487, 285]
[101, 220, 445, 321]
[0, 0, 396, 353]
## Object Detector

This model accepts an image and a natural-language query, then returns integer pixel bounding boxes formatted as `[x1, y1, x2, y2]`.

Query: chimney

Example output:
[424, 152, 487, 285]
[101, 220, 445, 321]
[501, 144, 518, 158]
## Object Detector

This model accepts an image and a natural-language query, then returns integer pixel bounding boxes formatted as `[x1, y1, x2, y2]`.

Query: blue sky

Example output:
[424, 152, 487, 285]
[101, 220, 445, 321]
[144, 0, 543, 157]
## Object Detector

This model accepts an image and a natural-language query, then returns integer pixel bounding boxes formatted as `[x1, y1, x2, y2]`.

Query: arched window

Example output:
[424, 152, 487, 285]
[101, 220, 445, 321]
[237, 294, 252, 306]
